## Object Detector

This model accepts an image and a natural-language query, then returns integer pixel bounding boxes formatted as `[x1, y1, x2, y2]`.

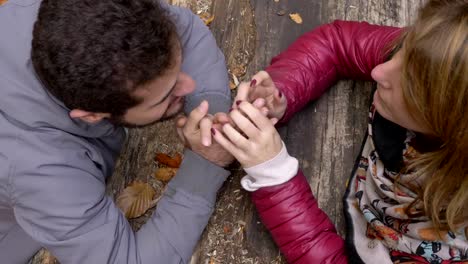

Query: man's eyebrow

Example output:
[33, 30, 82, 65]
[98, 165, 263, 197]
[149, 84, 176, 108]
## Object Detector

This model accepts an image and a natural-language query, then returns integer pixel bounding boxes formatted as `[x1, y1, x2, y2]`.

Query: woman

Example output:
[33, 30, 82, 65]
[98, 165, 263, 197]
[212, 0, 468, 263]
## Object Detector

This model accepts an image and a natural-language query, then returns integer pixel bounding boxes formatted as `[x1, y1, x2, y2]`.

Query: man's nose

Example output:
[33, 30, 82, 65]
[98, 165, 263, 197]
[173, 72, 196, 96]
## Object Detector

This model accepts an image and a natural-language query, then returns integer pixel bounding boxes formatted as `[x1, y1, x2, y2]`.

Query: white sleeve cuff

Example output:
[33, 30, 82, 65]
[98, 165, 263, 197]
[241, 141, 299, 192]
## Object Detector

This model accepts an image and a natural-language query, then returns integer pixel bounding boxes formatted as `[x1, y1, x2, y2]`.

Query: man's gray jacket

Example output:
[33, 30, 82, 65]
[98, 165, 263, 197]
[0, 0, 231, 263]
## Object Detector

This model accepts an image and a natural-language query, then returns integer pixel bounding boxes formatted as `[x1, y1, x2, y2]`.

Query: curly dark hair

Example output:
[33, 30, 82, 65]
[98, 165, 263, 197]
[32, 0, 179, 117]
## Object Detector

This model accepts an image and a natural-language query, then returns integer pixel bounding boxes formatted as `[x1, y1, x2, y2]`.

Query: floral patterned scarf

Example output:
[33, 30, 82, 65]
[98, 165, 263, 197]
[344, 104, 468, 264]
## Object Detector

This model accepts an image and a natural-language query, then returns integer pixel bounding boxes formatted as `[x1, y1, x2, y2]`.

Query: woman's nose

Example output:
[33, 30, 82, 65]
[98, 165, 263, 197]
[371, 63, 392, 89]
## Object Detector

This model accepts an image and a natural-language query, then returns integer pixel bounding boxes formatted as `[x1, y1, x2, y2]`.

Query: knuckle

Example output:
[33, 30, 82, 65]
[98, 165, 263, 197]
[258, 136, 268, 147]
[259, 70, 269, 79]
[238, 153, 248, 162]
[223, 123, 233, 133]
[200, 117, 211, 127]
[249, 143, 258, 153]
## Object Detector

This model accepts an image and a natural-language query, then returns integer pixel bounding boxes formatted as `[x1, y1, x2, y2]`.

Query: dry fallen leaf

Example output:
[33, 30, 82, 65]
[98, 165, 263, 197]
[230, 65, 247, 78]
[199, 13, 215, 26]
[116, 181, 157, 219]
[229, 81, 237, 90]
[154, 167, 178, 182]
[209, 257, 216, 264]
[289, 13, 303, 24]
[232, 74, 240, 86]
[0, 0, 8, 6]
[155, 153, 182, 168]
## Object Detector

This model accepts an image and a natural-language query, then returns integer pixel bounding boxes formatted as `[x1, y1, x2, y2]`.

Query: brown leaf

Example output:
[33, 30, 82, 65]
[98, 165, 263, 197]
[199, 13, 215, 26]
[154, 167, 178, 182]
[228, 73, 240, 90]
[0, 0, 8, 6]
[116, 181, 156, 219]
[232, 74, 240, 87]
[155, 153, 182, 168]
[229, 81, 237, 90]
[230, 65, 247, 78]
[289, 13, 303, 24]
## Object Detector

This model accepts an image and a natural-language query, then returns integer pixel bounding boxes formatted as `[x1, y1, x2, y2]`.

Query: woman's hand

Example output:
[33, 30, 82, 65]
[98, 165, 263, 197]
[233, 71, 287, 121]
[212, 101, 282, 168]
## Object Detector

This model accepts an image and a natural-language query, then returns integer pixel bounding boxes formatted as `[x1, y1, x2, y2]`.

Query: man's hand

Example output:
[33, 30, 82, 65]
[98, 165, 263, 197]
[233, 71, 287, 120]
[176, 101, 234, 167]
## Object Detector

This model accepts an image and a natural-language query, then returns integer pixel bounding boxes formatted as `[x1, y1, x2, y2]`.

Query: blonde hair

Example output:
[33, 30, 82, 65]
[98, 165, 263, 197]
[400, 0, 468, 232]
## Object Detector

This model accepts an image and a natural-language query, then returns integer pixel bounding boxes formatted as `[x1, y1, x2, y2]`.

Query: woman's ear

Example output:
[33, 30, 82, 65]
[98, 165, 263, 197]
[69, 109, 111, 124]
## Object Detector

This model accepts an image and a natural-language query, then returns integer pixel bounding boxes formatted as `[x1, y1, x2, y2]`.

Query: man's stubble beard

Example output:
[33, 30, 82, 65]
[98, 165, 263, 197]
[113, 98, 185, 128]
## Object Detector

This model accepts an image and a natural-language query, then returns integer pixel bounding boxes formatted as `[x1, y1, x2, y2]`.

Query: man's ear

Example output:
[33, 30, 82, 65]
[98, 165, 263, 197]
[69, 109, 111, 124]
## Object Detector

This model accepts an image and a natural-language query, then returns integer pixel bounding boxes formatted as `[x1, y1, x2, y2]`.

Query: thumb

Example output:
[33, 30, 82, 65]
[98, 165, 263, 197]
[185, 100, 209, 130]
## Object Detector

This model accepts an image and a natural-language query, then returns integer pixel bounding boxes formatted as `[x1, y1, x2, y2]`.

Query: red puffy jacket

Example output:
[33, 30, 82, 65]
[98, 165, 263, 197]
[251, 21, 402, 263]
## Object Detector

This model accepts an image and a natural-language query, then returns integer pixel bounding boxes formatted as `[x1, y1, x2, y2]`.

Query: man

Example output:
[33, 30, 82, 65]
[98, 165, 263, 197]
[0, 0, 232, 263]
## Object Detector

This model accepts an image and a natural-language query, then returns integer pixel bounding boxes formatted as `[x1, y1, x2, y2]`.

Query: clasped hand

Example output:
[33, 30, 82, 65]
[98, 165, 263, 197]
[176, 71, 287, 168]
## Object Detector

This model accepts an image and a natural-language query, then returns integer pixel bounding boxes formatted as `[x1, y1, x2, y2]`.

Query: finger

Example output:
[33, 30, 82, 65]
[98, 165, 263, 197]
[270, 117, 279, 126]
[238, 102, 273, 131]
[211, 128, 243, 159]
[212, 122, 224, 131]
[260, 107, 269, 116]
[250, 70, 274, 88]
[233, 82, 251, 107]
[213, 112, 231, 125]
[175, 115, 187, 128]
[230, 109, 260, 139]
[222, 124, 250, 150]
[200, 116, 214, 147]
[252, 98, 266, 109]
[273, 89, 286, 106]
[185, 101, 209, 131]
